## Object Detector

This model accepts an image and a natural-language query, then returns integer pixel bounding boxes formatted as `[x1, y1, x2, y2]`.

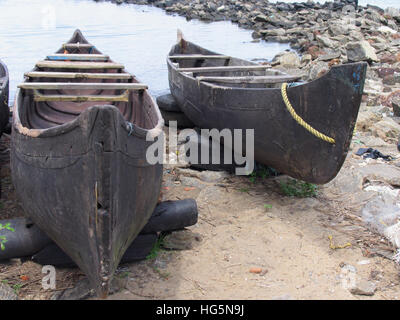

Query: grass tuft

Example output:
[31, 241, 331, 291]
[280, 179, 317, 198]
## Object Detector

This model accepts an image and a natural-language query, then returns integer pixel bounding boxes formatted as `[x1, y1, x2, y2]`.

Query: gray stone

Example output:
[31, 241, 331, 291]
[329, 23, 351, 36]
[317, 51, 341, 61]
[260, 28, 286, 37]
[273, 51, 300, 68]
[316, 35, 337, 48]
[355, 111, 382, 132]
[301, 54, 312, 66]
[359, 164, 400, 188]
[350, 280, 376, 296]
[0, 282, 18, 300]
[392, 96, 400, 117]
[346, 41, 379, 63]
[369, 118, 400, 142]
[177, 168, 230, 183]
[180, 176, 207, 189]
[385, 7, 400, 19]
[308, 61, 330, 80]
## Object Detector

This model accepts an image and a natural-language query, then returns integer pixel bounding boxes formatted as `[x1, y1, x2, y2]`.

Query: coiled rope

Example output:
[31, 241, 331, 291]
[281, 83, 335, 144]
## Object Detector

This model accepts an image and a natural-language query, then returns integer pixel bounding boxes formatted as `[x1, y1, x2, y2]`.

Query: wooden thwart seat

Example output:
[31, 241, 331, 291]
[32, 90, 130, 102]
[169, 55, 231, 60]
[46, 54, 109, 61]
[18, 82, 147, 90]
[62, 43, 94, 49]
[36, 61, 124, 69]
[25, 72, 132, 80]
[19, 82, 147, 102]
[196, 75, 302, 84]
[176, 65, 271, 73]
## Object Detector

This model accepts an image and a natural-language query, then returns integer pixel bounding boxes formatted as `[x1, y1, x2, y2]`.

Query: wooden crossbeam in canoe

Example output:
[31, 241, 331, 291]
[169, 55, 231, 60]
[25, 71, 132, 80]
[196, 75, 302, 84]
[19, 82, 147, 90]
[36, 61, 124, 69]
[176, 65, 270, 73]
[33, 90, 130, 102]
[62, 43, 94, 49]
[46, 54, 109, 61]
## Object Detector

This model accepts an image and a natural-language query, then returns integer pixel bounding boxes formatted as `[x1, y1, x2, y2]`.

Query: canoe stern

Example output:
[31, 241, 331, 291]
[11, 104, 163, 297]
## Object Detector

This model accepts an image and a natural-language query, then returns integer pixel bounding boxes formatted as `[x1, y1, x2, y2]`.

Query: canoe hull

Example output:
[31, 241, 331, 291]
[12, 105, 162, 296]
[167, 41, 367, 184]
[0, 59, 10, 135]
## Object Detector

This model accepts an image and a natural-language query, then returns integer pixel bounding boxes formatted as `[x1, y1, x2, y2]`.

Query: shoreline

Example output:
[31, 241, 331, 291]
[106, 0, 400, 117]
[103, 1, 400, 78]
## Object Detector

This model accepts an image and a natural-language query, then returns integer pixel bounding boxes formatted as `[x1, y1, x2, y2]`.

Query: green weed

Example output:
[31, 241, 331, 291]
[280, 179, 317, 198]
[0, 223, 15, 251]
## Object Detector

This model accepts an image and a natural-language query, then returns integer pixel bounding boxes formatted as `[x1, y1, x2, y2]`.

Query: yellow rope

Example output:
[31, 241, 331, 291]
[281, 83, 336, 144]
[328, 235, 351, 250]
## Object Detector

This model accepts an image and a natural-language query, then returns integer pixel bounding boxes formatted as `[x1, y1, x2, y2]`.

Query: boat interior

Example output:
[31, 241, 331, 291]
[17, 31, 160, 131]
[169, 39, 303, 89]
[0, 61, 6, 85]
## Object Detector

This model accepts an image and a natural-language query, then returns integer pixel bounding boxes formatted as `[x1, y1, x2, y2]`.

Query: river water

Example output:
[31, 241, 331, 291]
[0, 0, 397, 103]
[0, 0, 290, 103]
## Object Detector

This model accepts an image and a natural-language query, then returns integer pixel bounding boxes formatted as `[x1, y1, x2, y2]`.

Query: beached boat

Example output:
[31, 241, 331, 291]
[167, 32, 367, 184]
[0, 59, 10, 135]
[11, 30, 164, 297]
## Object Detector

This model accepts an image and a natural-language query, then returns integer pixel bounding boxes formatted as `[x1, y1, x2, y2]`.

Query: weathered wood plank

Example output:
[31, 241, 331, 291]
[36, 61, 124, 69]
[19, 82, 147, 90]
[176, 65, 270, 73]
[197, 75, 302, 84]
[169, 55, 231, 60]
[47, 54, 109, 61]
[25, 71, 132, 80]
[33, 91, 130, 102]
[62, 43, 94, 49]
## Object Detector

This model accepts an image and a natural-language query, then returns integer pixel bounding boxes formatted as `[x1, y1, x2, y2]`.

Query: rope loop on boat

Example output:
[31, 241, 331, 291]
[281, 83, 336, 144]
[126, 122, 134, 136]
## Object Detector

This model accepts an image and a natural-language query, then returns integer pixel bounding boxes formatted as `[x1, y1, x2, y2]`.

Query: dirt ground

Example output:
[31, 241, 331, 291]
[1, 125, 399, 301]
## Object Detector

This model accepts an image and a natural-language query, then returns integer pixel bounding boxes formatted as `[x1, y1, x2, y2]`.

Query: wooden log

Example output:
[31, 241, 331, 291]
[36, 61, 124, 69]
[169, 55, 231, 60]
[47, 54, 109, 61]
[25, 72, 132, 80]
[32, 234, 158, 267]
[176, 65, 270, 73]
[196, 75, 302, 84]
[33, 91, 130, 102]
[19, 82, 147, 90]
[0, 199, 198, 261]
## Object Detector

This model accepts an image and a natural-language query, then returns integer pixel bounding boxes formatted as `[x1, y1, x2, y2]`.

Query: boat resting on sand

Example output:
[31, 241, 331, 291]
[167, 32, 367, 184]
[0, 59, 10, 136]
[11, 30, 164, 297]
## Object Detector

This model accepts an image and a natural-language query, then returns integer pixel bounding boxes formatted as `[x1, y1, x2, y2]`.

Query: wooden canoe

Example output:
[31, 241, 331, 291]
[0, 59, 10, 135]
[167, 32, 367, 184]
[11, 29, 164, 297]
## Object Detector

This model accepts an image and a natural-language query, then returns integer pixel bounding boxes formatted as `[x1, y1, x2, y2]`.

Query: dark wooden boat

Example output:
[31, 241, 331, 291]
[11, 30, 164, 297]
[167, 32, 367, 184]
[0, 59, 10, 135]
